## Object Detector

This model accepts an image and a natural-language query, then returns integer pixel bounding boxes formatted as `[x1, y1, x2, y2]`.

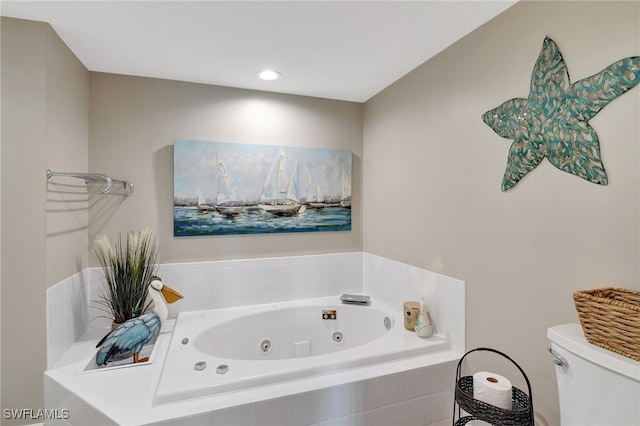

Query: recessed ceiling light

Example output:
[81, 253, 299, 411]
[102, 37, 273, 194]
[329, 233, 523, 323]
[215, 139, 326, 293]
[256, 70, 281, 81]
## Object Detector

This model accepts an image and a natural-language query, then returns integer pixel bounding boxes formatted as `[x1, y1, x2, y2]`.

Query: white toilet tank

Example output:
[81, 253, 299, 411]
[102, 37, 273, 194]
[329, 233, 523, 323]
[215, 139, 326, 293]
[547, 324, 640, 426]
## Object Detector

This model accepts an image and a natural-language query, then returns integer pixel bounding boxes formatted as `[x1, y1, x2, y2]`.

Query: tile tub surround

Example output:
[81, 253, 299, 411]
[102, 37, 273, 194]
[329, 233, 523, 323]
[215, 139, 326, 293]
[45, 252, 465, 425]
[46, 269, 91, 368]
[47, 252, 465, 368]
[47, 252, 364, 367]
[46, 338, 459, 426]
[153, 361, 461, 426]
[363, 253, 465, 355]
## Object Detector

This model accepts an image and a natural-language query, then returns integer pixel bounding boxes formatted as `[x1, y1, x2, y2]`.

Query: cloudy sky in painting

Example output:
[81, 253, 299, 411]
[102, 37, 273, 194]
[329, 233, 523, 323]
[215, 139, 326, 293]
[174, 139, 352, 204]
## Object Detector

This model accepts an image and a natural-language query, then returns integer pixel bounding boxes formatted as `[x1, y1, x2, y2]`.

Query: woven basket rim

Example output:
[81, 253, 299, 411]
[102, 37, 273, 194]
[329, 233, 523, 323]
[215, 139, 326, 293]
[573, 287, 640, 362]
[573, 287, 640, 312]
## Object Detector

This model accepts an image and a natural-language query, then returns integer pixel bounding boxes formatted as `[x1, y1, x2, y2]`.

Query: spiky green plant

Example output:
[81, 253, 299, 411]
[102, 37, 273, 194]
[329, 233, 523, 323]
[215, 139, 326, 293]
[94, 229, 159, 324]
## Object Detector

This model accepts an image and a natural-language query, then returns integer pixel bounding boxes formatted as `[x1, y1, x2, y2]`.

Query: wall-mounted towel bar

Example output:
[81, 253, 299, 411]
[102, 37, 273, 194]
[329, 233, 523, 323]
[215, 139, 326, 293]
[46, 169, 134, 196]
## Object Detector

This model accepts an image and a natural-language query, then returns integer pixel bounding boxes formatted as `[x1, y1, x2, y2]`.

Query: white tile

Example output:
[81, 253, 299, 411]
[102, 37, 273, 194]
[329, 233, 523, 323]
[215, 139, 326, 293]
[430, 419, 453, 426]
[208, 258, 240, 270]
[430, 309, 464, 355]
[363, 254, 389, 302]
[380, 372, 407, 407]
[379, 402, 406, 426]
[212, 265, 250, 289]
[161, 412, 214, 425]
[210, 281, 257, 309]
[63, 314, 75, 356]
[63, 277, 77, 349]
[322, 278, 361, 298]
[319, 384, 351, 422]
[45, 375, 66, 410]
[187, 260, 214, 271]
[188, 267, 214, 292]
[289, 278, 324, 300]
[314, 416, 350, 426]
[158, 253, 366, 311]
[428, 308, 441, 335]
[407, 366, 432, 399]
[351, 378, 380, 413]
[281, 260, 310, 284]
[47, 279, 68, 367]
[246, 264, 284, 287]
[304, 258, 335, 277]
[64, 391, 117, 425]
[85, 267, 98, 282]
[409, 268, 438, 304]
[288, 390, 321, 426]
[41, 418, 68, 426]
[431, 390, 455, 423]
[187, 289, 213, 311]
[156, 262, 188, 273]
[49, 282, 65, 329]
[47, 322, 65, 368]
[350, 409, 379, 426]
[70, 273, 88, 341]
[431, 361, 457, 394]
[252, 397, 287, 426]
[212, 405, 252, 426]
[406, 396, 432, 426]
[325, 255, 362, 285]
[435, 279, 465, 319]
[437, 274, 465, 292]
[363, 254, 430, 311]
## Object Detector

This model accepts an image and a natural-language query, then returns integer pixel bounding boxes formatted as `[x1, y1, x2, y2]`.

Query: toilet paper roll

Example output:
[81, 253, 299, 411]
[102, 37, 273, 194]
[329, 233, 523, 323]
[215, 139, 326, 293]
[473, 371, 512, 410]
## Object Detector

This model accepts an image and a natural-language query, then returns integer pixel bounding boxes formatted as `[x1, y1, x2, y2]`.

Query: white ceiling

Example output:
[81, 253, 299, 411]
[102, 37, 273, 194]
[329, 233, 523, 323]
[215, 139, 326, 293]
[1, 1, 516, 103]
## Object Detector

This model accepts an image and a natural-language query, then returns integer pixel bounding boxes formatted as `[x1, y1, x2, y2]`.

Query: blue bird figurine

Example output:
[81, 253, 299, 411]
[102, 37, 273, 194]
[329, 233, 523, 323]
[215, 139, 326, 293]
[95, 276, 183, 366]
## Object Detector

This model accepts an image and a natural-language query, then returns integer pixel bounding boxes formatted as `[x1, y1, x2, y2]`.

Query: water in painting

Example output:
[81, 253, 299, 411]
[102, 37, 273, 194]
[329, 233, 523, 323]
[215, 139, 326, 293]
[173, 139, 352, 236]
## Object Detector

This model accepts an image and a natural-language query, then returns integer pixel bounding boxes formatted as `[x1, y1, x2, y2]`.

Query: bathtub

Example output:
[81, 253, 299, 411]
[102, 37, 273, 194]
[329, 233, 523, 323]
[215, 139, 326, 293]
[154, 294, 450, 405]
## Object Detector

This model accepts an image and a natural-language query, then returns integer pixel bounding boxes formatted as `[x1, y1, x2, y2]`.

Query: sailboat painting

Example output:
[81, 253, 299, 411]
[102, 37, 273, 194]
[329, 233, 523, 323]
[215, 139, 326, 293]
[173, 139, 352, 236]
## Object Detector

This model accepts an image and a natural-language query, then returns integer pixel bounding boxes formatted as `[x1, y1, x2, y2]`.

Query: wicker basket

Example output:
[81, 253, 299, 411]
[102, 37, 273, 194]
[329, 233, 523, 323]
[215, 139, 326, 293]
[573, 287, 640, 362]
[453, 348, 533, 426]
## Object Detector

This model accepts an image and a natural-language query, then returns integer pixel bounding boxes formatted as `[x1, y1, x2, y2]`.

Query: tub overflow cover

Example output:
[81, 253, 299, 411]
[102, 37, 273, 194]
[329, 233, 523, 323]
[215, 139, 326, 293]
[384, 316, 391, 330]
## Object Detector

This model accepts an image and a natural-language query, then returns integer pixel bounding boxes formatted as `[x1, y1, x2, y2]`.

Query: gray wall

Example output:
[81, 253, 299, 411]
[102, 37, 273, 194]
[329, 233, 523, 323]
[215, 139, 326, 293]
[1, 17, 89, 425]
[4, 3, 640, 424]
[363, 2, 640, 424]
[88, 73, 363, 264]
[1, 19, 362, 420]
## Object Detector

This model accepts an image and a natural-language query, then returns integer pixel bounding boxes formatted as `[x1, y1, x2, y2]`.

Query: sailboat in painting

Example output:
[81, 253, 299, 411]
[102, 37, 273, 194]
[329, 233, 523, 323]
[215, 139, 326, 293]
[258, 149, 306, 216]
[197, 187, 211, 212]
[340, 166, 351, 209]
[305, 167, 325, 209]
[215, 153, 243, 216]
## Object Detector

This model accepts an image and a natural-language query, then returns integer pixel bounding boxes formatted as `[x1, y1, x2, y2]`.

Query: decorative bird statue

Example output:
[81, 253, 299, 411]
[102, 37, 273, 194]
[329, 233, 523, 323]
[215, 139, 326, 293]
[95, 276, 183, 366]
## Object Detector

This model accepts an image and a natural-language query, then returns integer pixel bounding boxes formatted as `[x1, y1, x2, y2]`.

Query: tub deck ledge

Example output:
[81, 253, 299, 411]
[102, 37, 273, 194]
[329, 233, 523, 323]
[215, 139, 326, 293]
[46, 315, 462, 425]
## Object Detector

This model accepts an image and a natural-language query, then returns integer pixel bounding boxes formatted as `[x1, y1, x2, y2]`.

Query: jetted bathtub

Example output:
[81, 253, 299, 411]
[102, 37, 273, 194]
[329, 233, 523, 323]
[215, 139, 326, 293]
[154, 295, 449, 405]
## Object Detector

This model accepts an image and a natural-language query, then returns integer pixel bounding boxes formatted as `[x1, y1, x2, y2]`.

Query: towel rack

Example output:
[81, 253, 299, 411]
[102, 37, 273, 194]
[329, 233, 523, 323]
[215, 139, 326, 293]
[46, 169, 134, 196]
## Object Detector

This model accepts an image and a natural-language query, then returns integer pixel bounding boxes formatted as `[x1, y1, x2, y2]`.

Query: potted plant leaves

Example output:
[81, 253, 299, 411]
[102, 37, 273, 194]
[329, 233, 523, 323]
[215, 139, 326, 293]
[94, 228, 160, 328]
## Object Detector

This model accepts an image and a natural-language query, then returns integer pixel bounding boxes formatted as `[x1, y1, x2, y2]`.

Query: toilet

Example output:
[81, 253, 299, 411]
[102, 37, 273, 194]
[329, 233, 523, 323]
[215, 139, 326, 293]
[547, 324, 640, 426]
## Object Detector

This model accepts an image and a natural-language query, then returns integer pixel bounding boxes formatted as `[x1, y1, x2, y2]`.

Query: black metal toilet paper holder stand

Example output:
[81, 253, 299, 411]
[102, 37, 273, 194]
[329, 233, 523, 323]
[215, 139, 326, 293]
[452, 347, 534, 426]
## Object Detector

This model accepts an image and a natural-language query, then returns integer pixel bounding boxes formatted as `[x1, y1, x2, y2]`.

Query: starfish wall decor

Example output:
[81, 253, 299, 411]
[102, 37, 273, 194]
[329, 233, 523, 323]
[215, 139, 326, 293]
[482, 37, 640, 191]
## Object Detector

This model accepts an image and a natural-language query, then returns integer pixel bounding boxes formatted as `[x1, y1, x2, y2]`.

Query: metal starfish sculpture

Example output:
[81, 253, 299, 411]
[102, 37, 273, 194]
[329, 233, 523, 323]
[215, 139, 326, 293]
[482, 37, 640, 191]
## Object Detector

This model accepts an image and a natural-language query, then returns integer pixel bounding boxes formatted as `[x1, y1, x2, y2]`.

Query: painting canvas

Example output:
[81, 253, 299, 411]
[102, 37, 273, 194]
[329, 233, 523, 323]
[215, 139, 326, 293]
[173, 139, 352, 236]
